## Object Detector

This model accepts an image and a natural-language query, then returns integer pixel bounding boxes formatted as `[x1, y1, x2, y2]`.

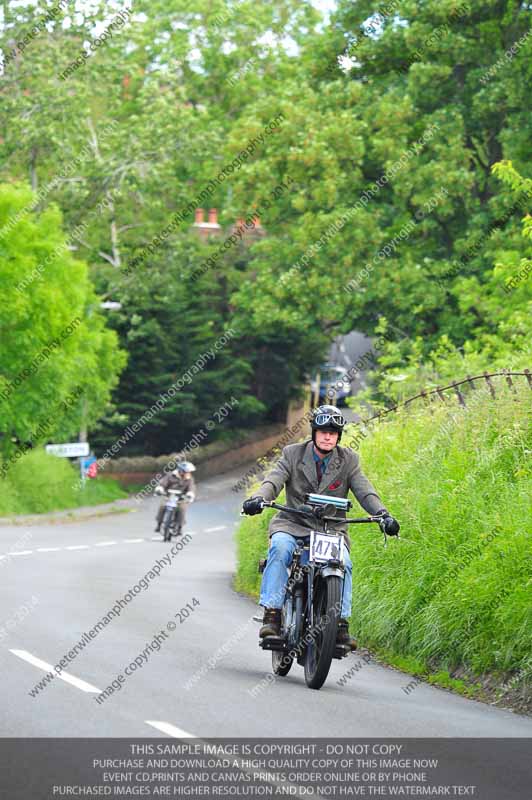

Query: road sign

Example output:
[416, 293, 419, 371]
[45, 442, 90, 458]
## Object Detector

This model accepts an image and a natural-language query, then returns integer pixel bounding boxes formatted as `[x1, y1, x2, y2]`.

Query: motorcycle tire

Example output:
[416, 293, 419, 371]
[304, 575, 341, 690]
[272, 604, 293, 677]
[163, 510, 172, 542]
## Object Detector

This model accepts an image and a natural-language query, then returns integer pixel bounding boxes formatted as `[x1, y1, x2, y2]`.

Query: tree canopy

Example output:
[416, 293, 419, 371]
[1, 0, 530, 454]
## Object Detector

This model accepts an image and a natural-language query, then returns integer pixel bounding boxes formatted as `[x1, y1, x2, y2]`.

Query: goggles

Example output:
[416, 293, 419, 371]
[314, 413, 346, 427]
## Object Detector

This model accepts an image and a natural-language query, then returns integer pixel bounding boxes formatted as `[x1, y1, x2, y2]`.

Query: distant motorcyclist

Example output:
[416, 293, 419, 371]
[155, 461, 196, 535]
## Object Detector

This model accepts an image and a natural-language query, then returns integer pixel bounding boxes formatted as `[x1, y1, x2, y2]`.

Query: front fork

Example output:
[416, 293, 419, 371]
[285, 548, 306, 649]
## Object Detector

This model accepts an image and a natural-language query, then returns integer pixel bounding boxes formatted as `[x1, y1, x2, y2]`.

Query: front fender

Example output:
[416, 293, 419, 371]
[320, 565, 345, 579]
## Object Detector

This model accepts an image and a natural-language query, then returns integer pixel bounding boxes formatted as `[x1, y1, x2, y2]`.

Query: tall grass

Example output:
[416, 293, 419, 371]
[0, 448, 126, 515]
[235, 383, 532, 676]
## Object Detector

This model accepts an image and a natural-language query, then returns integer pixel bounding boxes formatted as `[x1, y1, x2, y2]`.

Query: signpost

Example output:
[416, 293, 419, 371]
[45, 443, 90, 458]
[46, 442, 90, 484]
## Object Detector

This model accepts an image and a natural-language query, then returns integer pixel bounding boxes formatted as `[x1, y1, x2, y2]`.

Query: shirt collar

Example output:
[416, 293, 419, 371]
[313, 449, 332, 468]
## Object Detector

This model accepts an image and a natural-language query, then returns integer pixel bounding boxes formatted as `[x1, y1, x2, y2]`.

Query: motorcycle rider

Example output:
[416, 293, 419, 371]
[242, 405, 399, 650]
[155, 461, 196, 535]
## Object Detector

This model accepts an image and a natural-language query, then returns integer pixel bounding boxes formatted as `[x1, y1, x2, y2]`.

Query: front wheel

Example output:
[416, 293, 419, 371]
[163, 509, 173, 542]
[272, 604, 293, 676]
[304, 575, 341, 690]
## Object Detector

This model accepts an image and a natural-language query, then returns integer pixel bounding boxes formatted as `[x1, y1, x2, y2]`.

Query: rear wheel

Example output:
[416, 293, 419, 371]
[304, 575, 341, 690]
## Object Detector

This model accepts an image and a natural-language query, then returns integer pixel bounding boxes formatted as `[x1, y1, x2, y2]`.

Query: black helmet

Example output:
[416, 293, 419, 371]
[311, 404, 347, 443]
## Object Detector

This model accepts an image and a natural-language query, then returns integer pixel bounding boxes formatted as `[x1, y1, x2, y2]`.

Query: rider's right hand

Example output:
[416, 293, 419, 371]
[242, 496, 264, 516]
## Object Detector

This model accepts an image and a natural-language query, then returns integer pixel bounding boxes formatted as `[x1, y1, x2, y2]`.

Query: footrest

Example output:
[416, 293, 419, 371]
[333, 644, 350, 659]
[260, 636, 287, 652]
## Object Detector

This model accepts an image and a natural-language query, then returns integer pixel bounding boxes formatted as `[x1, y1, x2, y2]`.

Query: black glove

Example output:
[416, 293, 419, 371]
[376, 509, 400, 536]
[242, 496, 264, 516]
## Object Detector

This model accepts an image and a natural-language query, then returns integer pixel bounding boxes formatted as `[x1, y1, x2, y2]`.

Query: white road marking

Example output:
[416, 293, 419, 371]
[10, 650, 102, 693]
[36, 547, 61, 552]
[124, 538, 143, 543]
[95, 541, 116, 547]
[145, 720, 197, 738]
[10, 550, 33, 556]
[150, 536, 162, 541]
[205, 526, 226, 533]
[144, 721, 307, 798]
[66, 545, 89, 550]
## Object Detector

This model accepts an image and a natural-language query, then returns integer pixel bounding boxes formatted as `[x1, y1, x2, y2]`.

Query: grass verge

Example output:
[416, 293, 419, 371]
[235, 384, 532, 711]
[0, 448, 127, 515]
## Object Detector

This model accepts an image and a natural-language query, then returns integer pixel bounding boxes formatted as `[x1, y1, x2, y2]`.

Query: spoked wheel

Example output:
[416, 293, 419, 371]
[304, 575, 341, 690]
[163, 510, 172, 542]
[272, 604, 293, 676]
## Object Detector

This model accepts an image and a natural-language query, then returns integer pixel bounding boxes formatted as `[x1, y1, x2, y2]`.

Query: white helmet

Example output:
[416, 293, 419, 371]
[174, 461, 196, 475]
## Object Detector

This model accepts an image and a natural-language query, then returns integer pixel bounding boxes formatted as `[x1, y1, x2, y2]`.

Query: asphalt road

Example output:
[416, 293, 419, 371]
[1, 468, 531, 740]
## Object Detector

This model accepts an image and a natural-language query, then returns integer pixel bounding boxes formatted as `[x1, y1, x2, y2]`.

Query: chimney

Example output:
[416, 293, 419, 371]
[191, 207, 221, 239]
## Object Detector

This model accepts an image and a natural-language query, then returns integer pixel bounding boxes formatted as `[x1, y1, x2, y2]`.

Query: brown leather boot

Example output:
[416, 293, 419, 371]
[259, 608, 281, 638]
[336, 619, 357, 650]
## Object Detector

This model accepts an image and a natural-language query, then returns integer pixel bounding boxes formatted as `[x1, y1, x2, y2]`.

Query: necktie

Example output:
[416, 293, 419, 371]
[316, 459, 323, 484]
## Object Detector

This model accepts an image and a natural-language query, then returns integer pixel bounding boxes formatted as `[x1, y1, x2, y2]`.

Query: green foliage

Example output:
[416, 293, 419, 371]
[229, 0, 532, 377]
[236, 384, 532, 677]
[93, 234, 267, 455]
[0, 448, 126, 515]
[1, 0, 531, 454]
[0, 182, 126, 456]
[352, 161, 532, 406]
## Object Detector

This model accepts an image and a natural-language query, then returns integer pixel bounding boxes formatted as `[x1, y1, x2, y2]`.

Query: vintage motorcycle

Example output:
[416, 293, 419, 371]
[159, 488, 188, 542]
[257, 494, 387, 690]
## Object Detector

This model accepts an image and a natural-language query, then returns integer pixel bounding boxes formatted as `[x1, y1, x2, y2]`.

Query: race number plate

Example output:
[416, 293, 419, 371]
[309, 531, 344, 563]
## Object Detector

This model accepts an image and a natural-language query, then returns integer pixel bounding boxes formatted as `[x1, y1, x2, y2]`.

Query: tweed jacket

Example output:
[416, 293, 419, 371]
[160, 472, 195, 499]
[255, 440, 384, 550]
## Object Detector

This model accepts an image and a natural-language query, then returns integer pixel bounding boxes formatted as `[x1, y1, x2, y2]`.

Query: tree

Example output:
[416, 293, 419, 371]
[229, 0, 532, 360]
[0, 182, 126, 456]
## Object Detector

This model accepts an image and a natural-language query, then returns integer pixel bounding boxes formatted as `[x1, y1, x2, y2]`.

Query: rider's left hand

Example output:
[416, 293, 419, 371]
[377, 511, 400, 536]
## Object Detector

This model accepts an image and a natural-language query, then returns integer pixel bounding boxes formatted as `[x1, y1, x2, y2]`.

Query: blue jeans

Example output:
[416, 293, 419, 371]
[259, 531, 353, 619]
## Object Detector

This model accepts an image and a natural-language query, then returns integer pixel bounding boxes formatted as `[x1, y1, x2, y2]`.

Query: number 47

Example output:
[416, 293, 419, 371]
[315, 539, 330, 556]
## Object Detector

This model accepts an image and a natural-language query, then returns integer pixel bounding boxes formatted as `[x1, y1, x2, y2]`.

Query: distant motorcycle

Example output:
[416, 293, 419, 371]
[158, 488, 187, 542]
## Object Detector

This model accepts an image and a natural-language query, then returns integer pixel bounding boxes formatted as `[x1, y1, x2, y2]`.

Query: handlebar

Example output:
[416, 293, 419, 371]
[262, 500, 384, 525]
[240, 499, 398, 544]
[156, 488, 190, 500]
[240, 499, 383, 524]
